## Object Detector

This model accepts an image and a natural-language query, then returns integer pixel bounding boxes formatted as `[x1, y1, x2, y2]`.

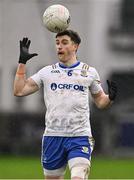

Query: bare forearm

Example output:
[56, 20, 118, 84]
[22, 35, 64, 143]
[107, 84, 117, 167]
[93, 91, 113, 109]
[96, 94, 112, 109]
[14, 64, 26, 96]
[93, 81, 117, 109]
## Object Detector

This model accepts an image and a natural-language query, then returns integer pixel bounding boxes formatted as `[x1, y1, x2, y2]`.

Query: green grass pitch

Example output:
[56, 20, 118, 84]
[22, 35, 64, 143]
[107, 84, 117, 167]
[0, 155, 134, 179]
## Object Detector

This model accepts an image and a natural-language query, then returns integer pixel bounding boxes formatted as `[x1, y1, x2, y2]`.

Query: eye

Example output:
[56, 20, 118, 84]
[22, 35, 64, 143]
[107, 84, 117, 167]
[62, 41, 68, 45]
[56, 42, 59, 45]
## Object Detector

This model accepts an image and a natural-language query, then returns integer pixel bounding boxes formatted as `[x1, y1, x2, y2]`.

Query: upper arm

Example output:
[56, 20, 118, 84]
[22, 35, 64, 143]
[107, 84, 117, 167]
[89, 68, 102, 95]
[18, 78, 39, 96]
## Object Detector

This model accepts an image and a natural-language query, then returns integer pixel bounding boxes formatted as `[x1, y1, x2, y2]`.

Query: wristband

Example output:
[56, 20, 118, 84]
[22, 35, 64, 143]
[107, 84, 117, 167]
[16, 72, 25, 76]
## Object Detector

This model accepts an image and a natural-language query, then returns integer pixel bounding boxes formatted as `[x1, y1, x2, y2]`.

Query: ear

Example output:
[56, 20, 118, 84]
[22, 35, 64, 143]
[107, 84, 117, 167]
[74, 43, 79, 52]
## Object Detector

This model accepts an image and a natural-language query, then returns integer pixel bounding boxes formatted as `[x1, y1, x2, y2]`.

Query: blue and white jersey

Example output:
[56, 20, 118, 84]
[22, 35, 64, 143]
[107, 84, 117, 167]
[31, 61, 102, 137]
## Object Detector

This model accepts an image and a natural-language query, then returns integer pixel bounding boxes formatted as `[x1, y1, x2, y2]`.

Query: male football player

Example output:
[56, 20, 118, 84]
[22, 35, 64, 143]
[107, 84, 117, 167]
[14, 30, 117, 180]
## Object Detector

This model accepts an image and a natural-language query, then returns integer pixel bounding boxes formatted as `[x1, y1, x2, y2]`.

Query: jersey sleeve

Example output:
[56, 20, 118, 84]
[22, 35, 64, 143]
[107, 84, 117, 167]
[89, 68, 103, 94]
[30, 70, 43, 88]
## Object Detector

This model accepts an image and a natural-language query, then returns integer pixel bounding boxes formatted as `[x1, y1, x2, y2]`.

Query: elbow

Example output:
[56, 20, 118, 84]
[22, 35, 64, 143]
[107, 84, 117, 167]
[95, 99, 109, 109]
[14, 93, 20, 97]
[96, 101, 111, 109]
[95, 94, 110, 109]
[13, 90, 23, 97]
[96, 103, 106, 109]
[14, 92, 21, 97]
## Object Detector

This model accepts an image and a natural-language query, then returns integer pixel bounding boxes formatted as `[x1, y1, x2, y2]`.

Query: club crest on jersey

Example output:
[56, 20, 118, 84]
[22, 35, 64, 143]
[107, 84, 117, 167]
[80, 70, 88, 77]
[81, 63, 89, 77]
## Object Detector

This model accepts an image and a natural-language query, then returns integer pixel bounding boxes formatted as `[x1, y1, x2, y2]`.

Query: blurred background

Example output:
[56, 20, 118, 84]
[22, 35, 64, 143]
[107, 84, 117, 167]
[0, 0, 134, 179]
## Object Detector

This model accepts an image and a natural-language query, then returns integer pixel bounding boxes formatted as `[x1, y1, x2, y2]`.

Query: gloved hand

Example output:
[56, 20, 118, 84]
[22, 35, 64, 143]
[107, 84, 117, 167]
[19, 37, 38, 64]
[107, 80, 117, 101]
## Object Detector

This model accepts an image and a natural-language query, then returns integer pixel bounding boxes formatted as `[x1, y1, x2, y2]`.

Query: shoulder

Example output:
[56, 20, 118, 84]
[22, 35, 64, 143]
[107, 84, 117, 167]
[79, 62, 100, 80]
[38, 63, 59, 74]
[80, 62, 98, 73]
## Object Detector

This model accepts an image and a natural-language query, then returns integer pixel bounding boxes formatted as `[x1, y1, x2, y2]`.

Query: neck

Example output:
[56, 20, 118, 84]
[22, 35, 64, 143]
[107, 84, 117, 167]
[60, 56, 77, 67]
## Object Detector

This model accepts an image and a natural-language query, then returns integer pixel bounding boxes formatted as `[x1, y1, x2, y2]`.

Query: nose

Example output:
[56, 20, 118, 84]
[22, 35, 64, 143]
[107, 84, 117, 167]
[57, 43, 62, 50]
[58, 45, 62, 50]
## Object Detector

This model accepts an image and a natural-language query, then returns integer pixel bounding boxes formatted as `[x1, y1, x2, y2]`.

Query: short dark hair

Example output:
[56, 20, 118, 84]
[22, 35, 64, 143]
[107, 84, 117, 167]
[56, 29, 81, 45]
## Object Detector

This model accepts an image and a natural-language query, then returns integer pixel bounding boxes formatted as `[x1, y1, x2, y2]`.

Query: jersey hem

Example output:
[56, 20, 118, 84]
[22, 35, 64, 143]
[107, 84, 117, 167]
[43, 132, 92, 137]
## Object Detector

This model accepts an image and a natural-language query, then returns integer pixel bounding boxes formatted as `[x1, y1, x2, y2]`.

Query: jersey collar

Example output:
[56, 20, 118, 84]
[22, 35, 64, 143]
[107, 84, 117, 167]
[59, 61, 80, 69]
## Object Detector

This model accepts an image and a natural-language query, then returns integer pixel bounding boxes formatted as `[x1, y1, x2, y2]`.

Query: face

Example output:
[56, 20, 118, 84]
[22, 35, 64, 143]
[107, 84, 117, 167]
[56, 35, 78, 63]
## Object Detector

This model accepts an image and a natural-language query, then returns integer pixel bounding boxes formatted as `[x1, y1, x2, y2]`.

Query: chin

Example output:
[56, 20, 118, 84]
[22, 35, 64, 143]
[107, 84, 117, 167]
[58, 57, 67, 63]
[59, 58, 66, 63]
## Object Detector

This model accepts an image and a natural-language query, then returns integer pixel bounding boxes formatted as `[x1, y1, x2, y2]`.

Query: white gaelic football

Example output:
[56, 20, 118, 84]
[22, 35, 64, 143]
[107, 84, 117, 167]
[43, 4, 70, 33]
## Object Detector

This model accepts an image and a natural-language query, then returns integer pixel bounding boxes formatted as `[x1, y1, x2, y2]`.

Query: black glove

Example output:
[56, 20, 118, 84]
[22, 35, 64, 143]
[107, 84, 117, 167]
[107, 80, 117, 101]
[19, 37, 38, 64]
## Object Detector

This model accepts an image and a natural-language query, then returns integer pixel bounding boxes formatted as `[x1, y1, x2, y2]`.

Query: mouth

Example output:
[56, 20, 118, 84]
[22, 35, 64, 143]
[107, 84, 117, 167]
[58, 52, 64, 55]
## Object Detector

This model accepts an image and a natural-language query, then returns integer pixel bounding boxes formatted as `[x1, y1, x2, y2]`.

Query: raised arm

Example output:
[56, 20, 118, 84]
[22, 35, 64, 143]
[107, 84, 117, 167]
[14, 37, 38, 97]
